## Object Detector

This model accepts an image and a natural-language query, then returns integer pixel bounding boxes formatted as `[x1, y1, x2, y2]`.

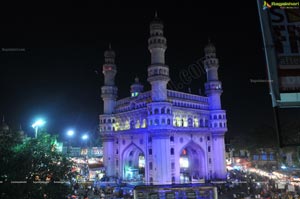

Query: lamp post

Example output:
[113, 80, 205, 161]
[66, 130, 75, 155]
[81, 133, 89, 179]
[32, 119, 46, 138]
[81, 134, 89, 147]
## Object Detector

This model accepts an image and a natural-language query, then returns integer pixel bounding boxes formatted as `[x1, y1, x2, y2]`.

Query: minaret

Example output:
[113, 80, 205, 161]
[204, 40, 227, 179]
[204, 40, 222, 110]
[100, 44, 118, 177]
[147, 13, 170, 101]
[101, 44, 118, 114]
[147, 13, 172, 185]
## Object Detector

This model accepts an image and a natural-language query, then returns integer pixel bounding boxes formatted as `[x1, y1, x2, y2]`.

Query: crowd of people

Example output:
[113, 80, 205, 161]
[215, 169, 300, 199]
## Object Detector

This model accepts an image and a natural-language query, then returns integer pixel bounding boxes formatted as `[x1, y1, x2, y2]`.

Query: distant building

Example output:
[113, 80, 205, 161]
[251, 148, 278, 170]
[62, 146, 103, 158]
[99, 14, 227, 184]
[0, 116, 26, 139]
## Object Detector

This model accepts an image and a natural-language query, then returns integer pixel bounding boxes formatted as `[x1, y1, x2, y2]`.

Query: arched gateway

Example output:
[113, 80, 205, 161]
[122, 144, 145, 181]
[179, 142, 206, 183]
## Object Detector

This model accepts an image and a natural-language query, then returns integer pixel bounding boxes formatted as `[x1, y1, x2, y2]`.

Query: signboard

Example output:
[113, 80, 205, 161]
[257, 0, 300, 147]
[277, 182, 286, 189]
[288, 184, 295, 192]
[271, 9, 300, 92]
[257, 0, 300, 107]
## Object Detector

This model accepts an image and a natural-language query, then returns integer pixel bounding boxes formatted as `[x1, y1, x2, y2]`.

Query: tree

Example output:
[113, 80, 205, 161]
[0, 131, 77, 199]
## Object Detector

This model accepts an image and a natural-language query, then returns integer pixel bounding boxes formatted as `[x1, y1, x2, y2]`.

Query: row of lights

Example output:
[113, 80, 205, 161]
[32, 119, 89, 140]
[67, 130, 89, 140]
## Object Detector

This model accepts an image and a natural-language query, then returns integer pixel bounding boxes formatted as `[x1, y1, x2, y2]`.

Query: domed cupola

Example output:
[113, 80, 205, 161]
[204, 39, 216, 55]
[130, 77, 144, 97]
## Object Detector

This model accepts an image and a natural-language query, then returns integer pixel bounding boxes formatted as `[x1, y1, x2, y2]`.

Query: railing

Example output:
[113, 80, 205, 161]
[167, 90, 208, 103]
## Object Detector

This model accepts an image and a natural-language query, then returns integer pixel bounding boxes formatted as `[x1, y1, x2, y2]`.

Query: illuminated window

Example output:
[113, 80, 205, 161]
[135, 120, 140, 129]
[175, 117, 181, 127]
[139, 155, 145, 168]
[261, 153, 267, 160]
[142, 119, 146, 128]
[194, 118, 199, 127]
[125, 121, 130, 130]
[131, 92, 139, 97]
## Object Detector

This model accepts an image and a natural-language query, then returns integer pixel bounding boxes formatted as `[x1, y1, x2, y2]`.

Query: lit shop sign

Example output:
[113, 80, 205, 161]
[258, 0, 300, 107]
[270, 9, 300, 92]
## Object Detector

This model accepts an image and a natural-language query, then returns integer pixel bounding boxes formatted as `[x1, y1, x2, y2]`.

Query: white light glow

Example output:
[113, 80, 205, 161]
[32, 119, 46, 128]
[180, 157, 189, 168]
[67, 130, 75, 137]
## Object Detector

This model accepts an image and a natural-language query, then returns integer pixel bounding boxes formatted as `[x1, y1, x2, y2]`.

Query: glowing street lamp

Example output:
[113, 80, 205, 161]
[66, 130, 75, 154]
[67, 130, 75, 137]
[32, 119, 46, 138]
[82, 134, 88, 140]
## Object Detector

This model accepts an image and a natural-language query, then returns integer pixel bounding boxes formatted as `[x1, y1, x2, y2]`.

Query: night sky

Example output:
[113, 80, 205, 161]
[0, 2, 275, 141]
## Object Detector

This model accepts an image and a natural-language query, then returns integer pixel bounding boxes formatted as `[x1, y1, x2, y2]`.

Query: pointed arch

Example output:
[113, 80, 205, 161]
[121, 143, 145, 181]
[178, 141, 206, 183]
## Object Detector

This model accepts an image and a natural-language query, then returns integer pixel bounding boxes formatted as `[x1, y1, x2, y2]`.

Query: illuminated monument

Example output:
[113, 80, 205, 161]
[99, 15, 227, 185]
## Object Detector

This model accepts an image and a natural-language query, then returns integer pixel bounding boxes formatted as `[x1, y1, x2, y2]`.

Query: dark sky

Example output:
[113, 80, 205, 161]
[0, 2, 275, 141]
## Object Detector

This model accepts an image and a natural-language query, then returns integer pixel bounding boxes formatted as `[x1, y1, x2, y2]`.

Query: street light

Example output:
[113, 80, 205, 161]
[32, 119, 46, 138]
[66, 130, 75, 155]
[67, 130, 75, 137]
[82, 134, 88, 140]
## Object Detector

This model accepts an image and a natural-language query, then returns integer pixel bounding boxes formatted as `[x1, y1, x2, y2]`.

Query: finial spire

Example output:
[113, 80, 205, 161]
[155, 11, 158, 18]
[109, 43, 111, 50]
